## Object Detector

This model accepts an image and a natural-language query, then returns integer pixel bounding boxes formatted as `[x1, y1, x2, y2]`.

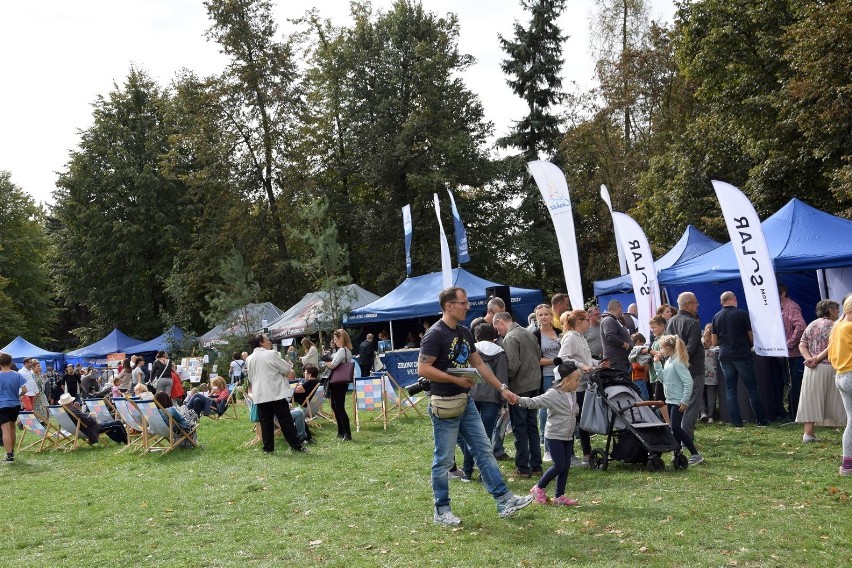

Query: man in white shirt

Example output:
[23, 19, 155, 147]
[18, 358, 38, 411]
[246, 333, 306, 453]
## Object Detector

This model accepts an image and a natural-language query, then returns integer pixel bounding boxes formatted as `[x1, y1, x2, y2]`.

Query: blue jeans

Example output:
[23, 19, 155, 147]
[720, 358, 767, 426]
[492, 406, 509, 457]
[634, 380, 649, 401]
[291, 407, 308, 441]
[431, 396, 510, 512]
[509, 389, 542, 474]
[461, 401, 500, 476]
[539, 375, 554, 452]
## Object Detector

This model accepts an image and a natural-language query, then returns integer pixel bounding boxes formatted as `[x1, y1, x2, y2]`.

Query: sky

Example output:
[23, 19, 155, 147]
[0, 0, 675, 206]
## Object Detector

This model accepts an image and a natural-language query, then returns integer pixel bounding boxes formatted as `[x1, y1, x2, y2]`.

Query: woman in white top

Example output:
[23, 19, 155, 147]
[300, 338, 319, 369]
[557, 309, 607, 466]
[229, 352, 245, 385]
[533, 304, 561, 456]
[325, 329, 353, 440]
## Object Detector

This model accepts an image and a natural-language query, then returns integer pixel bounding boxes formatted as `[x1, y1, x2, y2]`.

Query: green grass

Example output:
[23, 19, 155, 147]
[3, 399, 850, 567]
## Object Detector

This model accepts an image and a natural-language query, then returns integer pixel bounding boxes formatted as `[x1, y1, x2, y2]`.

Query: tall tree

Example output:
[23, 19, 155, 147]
[204, 0, 305, 295]
[52, 68, 191, 343]
[497, 0, 567, 293]
[0, 172, 56, 344]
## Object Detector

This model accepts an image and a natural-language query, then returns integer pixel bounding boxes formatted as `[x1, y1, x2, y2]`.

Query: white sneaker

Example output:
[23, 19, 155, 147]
[802, 435, 820, 443]
[688, 454, 704, 465]
[498, 494, 534, 518]
[570, 455, 584, 468]
[433, 510, 462, 526]
[542, 452, 552, 463]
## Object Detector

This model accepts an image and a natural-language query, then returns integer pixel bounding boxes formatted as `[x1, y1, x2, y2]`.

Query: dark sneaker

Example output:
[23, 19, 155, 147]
[511, 469, 531, 479]
[4, 453, 13, 463]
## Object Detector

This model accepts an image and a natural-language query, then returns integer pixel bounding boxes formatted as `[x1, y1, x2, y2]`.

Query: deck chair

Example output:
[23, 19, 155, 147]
[47, 405, 99, 451]
[354, 377, 392, 432]
[221, 384, 240, 420]
[112, 397, 148, 452]
[303, 384, 333, 427]
[16, 411, 73, 453]
[134, 399, 197, 455]
[242, 393, 281, 446]
[84, 398, 114, 423]
[381, 375, 425, 421]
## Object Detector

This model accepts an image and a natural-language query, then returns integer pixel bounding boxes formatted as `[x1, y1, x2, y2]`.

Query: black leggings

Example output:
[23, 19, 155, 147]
[575, 391, 592, 456]
[668, 404, 698, 455]
[328, 383, 352, 439]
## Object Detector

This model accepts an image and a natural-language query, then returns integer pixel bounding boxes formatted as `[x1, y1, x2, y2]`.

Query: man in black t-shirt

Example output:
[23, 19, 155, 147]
[711, 291, 768, 427]
[292, 365, 320, 407]
[418, 287, 533, 526]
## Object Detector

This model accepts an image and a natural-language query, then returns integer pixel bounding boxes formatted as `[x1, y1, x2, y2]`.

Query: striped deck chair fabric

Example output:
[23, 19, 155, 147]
[134, 399, 197, 455]
[112, 398, 147, 452]
[16, 411, 70, 452]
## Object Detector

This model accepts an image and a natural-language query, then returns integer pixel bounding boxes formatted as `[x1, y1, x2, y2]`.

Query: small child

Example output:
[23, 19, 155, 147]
[628, 333, 651, 400]
[647, 316, 667, 402]
[700, 323, 718, 423]
[516, 360, 582, 506]
[654, 335, 704, 465]
[110, 377, 122, 399]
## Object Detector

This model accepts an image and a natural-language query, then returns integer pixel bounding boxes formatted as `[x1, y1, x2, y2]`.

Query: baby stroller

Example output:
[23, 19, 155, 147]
[581, 368, 688, 472]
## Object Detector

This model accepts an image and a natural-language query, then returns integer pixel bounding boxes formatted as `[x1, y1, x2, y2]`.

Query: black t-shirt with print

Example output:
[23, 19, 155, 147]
[419, 320, 477, 397]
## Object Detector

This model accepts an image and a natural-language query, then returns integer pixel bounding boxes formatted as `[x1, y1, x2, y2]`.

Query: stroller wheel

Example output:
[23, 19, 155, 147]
[647, 456, 665, 471]
[589, 449, 607, 471]
[672, 453, 689, 471]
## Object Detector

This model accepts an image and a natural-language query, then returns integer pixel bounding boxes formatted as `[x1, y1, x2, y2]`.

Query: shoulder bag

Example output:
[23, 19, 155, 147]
[328, 352, 355, 386]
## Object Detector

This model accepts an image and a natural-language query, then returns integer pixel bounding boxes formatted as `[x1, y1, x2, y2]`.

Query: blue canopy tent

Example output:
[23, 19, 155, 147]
[345, 268, 543, 347]
[657, 198, 851, 322]
[1, 336, 65, 369]
[127, 326, 189, 357]
[65, 328, 144, 363]
[594, 225, 722, 312]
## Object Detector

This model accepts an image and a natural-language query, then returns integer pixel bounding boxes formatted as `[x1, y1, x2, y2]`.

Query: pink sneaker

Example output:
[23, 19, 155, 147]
[530, 485, 550, 504]
[552, 496, 579, 506]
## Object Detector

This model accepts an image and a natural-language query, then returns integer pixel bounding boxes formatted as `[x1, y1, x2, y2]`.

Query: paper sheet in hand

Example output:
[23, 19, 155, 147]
[446, 367, 484, 384]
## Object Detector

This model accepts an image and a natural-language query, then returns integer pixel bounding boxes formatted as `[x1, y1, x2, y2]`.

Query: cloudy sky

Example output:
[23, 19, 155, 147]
[0, 0, 674, 206]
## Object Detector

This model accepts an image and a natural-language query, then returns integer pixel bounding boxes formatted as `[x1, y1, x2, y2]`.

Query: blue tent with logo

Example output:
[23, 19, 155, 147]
[345, 268, 543, 343]
[1, 336, 65, 368]
[127, 326, 189, 356]
[65, 328, 145, 360]
[594, 225, 722, 310]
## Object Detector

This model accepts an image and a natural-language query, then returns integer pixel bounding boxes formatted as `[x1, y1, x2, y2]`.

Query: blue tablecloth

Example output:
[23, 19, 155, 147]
[381, 349, 420, 387]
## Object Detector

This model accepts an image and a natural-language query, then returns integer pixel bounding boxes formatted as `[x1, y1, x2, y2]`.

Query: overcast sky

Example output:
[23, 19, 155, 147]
[0, 0, 674, 206]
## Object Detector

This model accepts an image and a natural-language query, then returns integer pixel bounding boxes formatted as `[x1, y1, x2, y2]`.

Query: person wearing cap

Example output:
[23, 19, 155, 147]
[1, 352, 28, 463]
[516, 360, 583, 506]
[59, 392, 128, 444]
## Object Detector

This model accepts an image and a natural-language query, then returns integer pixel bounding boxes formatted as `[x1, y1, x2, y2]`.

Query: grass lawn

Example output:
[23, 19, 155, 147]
[2, 397, 850, 568]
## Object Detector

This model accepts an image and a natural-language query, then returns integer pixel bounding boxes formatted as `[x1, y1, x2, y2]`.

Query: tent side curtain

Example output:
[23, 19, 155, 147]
[346, 268, 544, 325]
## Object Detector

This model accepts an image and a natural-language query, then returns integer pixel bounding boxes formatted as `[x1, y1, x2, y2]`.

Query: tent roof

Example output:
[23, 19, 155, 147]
[594, 225, 722, 295]
[65, 328, 144, 358]
[1, 336, 65, 362]
[268, 284, 380, 340]
[127, 326, 188, 355]
[659, 199, 852, 285]
[199, 302, 283, 348]
[345, 268, 543, 324]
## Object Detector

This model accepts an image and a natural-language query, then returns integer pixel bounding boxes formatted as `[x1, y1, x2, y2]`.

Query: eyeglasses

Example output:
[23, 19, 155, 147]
[449, 301, 470, 306]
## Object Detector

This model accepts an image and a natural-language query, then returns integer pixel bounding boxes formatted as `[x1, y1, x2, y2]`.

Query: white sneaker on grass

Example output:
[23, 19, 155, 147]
[433, 510, 462, 526]
[688, 454, 704, 465]
[542, 452, 552, 463]
[498, 494, 534, 518]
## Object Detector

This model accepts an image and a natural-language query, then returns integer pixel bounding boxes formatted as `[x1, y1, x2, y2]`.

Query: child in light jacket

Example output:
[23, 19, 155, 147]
[654, 335, 704, 465]
[516, 360, 582, 506]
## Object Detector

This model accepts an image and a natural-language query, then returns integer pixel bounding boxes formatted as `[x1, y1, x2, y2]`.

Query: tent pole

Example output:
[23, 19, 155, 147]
[389, 320, 394, 350]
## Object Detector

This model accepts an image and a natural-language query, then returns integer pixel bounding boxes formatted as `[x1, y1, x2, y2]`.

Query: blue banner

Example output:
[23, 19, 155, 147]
[402, 204, 412, 275]
[446, 190, 470, 263]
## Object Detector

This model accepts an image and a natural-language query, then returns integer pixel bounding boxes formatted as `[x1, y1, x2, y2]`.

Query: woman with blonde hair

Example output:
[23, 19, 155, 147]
[828, 295, 852, 475]
[654, 335, 703, 465]
[326, 329, 354, 440]
[300, 337, 319, 369]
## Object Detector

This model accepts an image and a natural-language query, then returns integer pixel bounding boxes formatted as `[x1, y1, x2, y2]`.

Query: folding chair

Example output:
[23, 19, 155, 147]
[84, 398, 114, 423]
[303, 384, 333, 428]
[381, 375, 425, 421]
[354, 377, 391, 432]
[47, 405, 100, 451]
[221, 384, 240, 420]
[112, 397, 148, 452]
[16, 411, 72, 453]
[242, 393, 281, 447]
[134, 399, 198, 455]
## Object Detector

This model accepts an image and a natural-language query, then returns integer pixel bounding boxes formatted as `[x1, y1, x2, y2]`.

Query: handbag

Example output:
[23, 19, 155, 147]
[328, 352, 355, 386]
[579, 381, 610, 434]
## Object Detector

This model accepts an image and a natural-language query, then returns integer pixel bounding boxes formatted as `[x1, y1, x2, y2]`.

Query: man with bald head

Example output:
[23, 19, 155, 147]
[711, 291, 768, 427]
[666, 292, 704, 441]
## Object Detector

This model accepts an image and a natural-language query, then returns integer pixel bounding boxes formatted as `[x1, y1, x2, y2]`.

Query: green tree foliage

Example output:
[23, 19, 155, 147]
[52, 68, 192, 344]
[304, 1, 494, 293]
[498, 0, 568, 293]
[0, 172, 56, 344]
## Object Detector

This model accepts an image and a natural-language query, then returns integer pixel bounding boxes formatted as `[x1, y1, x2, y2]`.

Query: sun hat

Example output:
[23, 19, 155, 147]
[59, 393, 75, 405]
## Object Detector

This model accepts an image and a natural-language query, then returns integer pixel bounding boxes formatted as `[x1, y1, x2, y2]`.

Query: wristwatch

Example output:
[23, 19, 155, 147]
[500, 384, 509, 391]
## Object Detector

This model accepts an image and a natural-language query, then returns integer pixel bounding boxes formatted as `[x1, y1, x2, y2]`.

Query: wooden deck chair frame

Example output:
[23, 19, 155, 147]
[242, 393, 282, 447]
[381, 373, 425, 421]
[84, 398, 114, 424]
[354, 377, 393, 432]
[112, 397, 148, 453]
[16, 410, 73, 453]
[48, 405, 101, 451]
[134, 399, 197, 456]
[303, 384, 333, 428]
[221, 384, 240, 420]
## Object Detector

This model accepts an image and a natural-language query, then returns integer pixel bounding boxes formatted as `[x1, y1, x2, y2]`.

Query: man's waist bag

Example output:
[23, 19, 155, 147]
[430, 393, 468, 419]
